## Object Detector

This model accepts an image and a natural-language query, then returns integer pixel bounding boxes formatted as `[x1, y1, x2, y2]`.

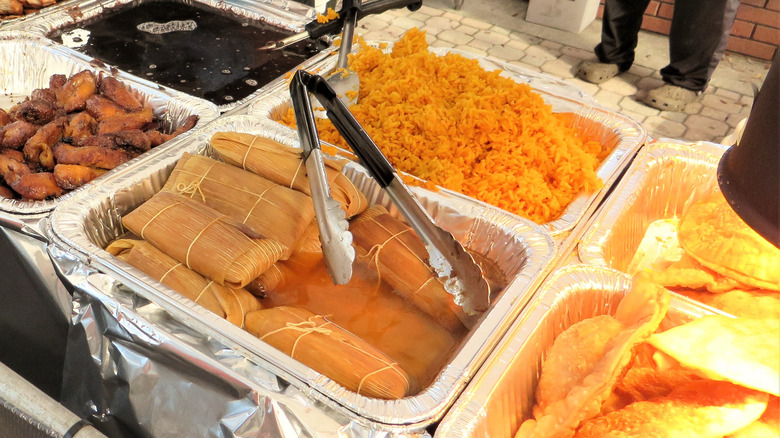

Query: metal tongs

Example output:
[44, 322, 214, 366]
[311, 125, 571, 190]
[290, 71, 355, 285]
[259, 0, 423, 51]
[294, 70, 491, 315]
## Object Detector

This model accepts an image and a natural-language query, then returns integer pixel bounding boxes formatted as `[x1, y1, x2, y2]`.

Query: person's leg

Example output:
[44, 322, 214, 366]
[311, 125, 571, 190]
[596, 0, 652, 70]
[641, 0, 739, 110]
[660, 0, 740, 91]
[578, 0, 650, 83]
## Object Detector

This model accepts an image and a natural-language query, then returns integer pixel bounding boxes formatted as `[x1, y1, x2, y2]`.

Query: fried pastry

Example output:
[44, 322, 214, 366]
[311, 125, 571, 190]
[517, 274, 670, 438]
[678, 193, 780, 291]
[574, 380, 769, 438]
[601, 366, 701, 414]
[675, 288, 780, 319]
[648, 252, 753, 293]
[729, 396, 780, 438]
[649, 315, 780, 396]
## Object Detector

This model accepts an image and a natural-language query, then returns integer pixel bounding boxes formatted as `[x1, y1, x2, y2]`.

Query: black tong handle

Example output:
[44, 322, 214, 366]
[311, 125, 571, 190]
[306, 0, 423, 40]
[296, 70, 396, 188]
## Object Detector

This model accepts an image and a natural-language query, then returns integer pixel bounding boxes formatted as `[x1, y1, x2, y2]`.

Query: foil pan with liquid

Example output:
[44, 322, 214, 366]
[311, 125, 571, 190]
[434, 264, 720, 438]
[249, 44, 647, 239]
[0, 31, 220, 239]
[9, 0, 332, 112]
[45, 114, 558, 435]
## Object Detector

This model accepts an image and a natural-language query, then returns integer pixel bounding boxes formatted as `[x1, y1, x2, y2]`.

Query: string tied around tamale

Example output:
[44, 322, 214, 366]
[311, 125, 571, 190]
[243, 186, 274, 224]
[174, 160, 218, 203]
[184, 216, 223, 269]
[241, 135, 259, 170]
[365, 225, 414, 291]
[138, 202, 179, 240]
[289, 157, 305, 190]
[260, 318, 334, 358]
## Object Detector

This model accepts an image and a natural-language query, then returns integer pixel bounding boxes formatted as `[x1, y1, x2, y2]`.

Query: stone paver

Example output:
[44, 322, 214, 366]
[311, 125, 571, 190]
[700, 107, 729, 122]
[461, 17, 492, 30]
[541, 58, 577, 79]
[474, 29, 511, 45]
[593, 89, 623, 110]
[438, 29, 474, 45]
[455, 24, 479, 36]
[642, 116, 687, 139]
[488, 44, 526, 62]
[700, 94, 747, 114]
[684, 115, 729, 138]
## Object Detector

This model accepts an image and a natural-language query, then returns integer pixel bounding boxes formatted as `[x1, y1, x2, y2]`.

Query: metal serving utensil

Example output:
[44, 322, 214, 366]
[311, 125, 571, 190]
[324, 0, 360, 107]
[258, 0, 423, 51]
[295, 70, 491, 315]
[290, 70, 355, 285]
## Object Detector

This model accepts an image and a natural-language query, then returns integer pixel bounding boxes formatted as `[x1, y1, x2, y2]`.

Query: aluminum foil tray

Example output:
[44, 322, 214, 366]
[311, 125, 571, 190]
[0, 31, 219, 233]
[578, 140, 729, 270]
[434, 264, 719, 438]
[0, 0, 80, 28]
[248, 44, 647, 238]
[11, 0, 332, 113]
[46, 114, 558, 431]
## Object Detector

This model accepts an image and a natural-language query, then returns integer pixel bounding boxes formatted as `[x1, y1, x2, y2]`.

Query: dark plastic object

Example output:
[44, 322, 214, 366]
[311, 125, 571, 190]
[717, 57, 780, 248]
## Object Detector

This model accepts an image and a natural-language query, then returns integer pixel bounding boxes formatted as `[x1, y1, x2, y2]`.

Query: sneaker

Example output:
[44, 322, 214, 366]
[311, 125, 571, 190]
[640, 84, 699, 111]
[577, 61, 621, 84]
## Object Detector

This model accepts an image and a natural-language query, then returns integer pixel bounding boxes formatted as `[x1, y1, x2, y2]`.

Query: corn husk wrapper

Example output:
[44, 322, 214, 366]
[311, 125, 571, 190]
[285, 222, 323, 271]
[210, 132, 368, 218]
[106, 239, 262, 328]
[246, 306, 410, 399]
[246, 261, 297, 296]
[349, 205, 468, 332]
[162, 153, 316, 258]
[122, 191, 285, 288]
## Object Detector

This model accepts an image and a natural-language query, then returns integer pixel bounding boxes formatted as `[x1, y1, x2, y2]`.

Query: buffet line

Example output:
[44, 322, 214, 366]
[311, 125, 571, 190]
[0, 0, 777, 437]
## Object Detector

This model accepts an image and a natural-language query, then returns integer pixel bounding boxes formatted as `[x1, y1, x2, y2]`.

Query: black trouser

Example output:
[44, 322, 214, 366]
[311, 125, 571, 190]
[595, 0, 740, 91]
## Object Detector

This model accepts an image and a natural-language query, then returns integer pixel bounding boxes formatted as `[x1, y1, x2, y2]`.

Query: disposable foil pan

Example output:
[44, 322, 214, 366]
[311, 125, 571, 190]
[0, 0, 80, 28]
[11, 0, 332, 113]
[248, 44, 647, 238]
[578, 139, 729, 269]
[434, 264, 720, 438]
[46, 114, 558, 431]
[0, 31, 220, 238]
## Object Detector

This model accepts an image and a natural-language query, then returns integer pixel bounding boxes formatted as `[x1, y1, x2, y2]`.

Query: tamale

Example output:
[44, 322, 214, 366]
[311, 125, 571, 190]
[349, 205, 469, 332]
[245, 306, 411, 399]
[246, 261, 296, 296]
[285, 222, 323, 271]
[210, 132, 368, 218]
[162, 153, 315, 258]
[106, 239, 262, 328]
[122, 191, 285, 288]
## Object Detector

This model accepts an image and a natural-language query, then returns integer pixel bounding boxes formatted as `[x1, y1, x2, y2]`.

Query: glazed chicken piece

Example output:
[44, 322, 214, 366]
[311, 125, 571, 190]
[20, 0, 57, 8]
[0, 184, 15, 199]
[8, 172, 64, 200]
[23, 117, 66, 170]
[53, 143, 131, 169]
[49, 74, 67, 91]
[56, 70, 98, 113]
[1, 149, 25, 163]
[53, 164, 106, 190]
[31, 88, 57, 107]
[144, 114, 199, 146]
[96, 107, 153, 134]
[0, 152, 32, 185]
[99, 77, 143, 112]
[75, 130, 149, 152]
[18, 99, 57, 125]
[86, 94, 125, 121]
[64, 112, 97, 141]
[1, 120, 38, 149]
[0, 0, 23, 14]
[0, 109, 10, 127]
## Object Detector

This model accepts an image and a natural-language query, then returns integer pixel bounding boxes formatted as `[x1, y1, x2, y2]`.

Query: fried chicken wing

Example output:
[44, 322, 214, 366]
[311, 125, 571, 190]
[53, 142, 131, 169]
[96, 108, 153, 134]
[574, 380, 769, 438]
[49, 74, 67, 91]
[99, 77, 143, 112]
[1, 149, 25, 163]
[24, 117, 66, 170]
[517, 274, 671, 438]
[64, 111, 97, 141]
[8, 172, 64, 200]
[1, 120, 37, 149]
[53, 164, 106, 190]
[0, 153, 32, 187]
[0, 184, 15, 199]
[112, 129, 151, 153]
[20, 0, 57, 8]
[56, 70, 98, 113]
[0, 109, 11, 127]
[18, 99, 58, 125]
[171, 114, 199, 136]
[86, 94, 125, 121]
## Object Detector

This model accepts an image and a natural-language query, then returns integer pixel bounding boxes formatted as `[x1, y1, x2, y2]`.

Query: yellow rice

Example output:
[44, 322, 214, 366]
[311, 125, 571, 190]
[283, 28, 610, 224]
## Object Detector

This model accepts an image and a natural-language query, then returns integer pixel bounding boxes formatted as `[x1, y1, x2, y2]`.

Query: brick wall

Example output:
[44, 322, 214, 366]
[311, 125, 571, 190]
[597, 0, 779, 60]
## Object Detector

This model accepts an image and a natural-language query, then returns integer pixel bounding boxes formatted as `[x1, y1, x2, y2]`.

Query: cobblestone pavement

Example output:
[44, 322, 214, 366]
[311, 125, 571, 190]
[354, 0, 773, 145]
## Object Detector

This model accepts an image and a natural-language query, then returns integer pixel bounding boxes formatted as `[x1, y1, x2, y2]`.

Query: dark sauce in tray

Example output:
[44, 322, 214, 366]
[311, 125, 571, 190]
[51, 1, 326, 105]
